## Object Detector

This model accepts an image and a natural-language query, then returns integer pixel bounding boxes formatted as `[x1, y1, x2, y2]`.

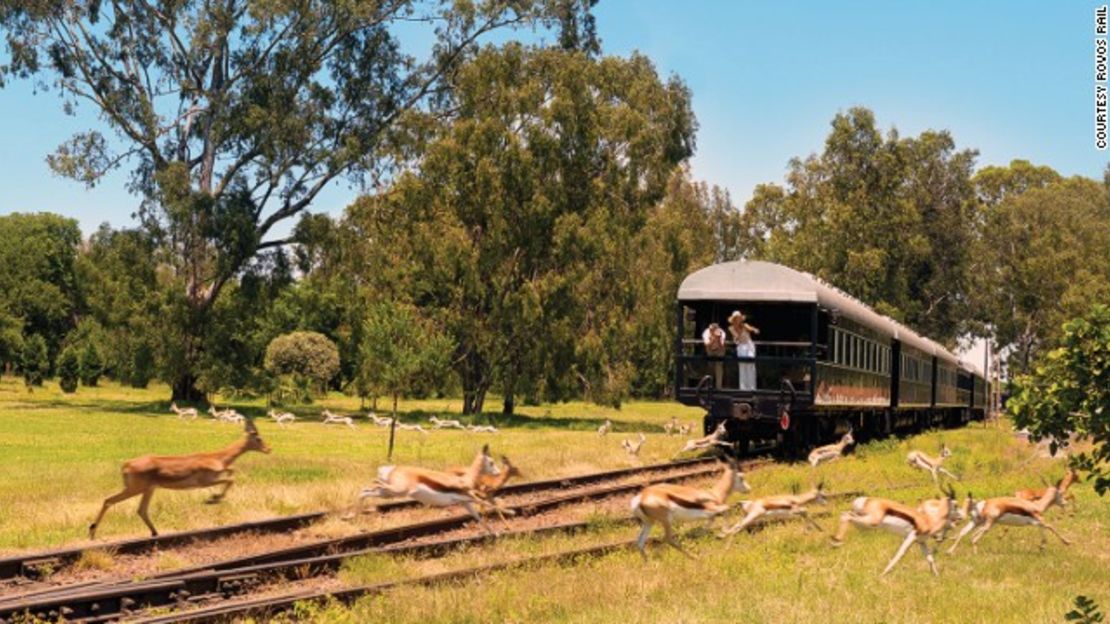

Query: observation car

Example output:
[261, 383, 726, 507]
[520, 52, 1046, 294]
[674, 261, 987, 455]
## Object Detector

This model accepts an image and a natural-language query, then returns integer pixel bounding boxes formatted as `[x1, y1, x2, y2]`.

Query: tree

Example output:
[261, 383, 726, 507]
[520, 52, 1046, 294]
[1009, 305, 1110, 496]
[58, 347, 80, 393]
[1, 0, 577, 400]
[971, 172, 1110, 374]
[264, 331, 340, 404]
[351, 43, 695, 413]
[79, 342, 103, 386]
[0, 213, 82, 360]
[0, 310, 22, 374]
[358, 301, 453, 459]
[739, 108, 978, 344]
[20, 334, 48, 388]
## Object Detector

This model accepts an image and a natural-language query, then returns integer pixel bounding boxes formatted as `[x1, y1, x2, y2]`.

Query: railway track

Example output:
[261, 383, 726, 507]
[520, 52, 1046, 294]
[0, 456, 722, 583]
[0, 457, 760, 623]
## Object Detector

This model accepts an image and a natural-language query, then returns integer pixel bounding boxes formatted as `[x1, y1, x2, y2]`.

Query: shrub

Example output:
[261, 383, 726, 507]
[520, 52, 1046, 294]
[58, 347, 79, 393]
[20, 334, 48, 388]
[264, 331, 340, 404]
[80, 342, 103, 386]
[128, 342, 154, 389]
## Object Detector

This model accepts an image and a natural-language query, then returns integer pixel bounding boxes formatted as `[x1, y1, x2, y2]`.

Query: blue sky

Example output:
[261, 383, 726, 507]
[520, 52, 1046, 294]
[0, 1, 1102, 235]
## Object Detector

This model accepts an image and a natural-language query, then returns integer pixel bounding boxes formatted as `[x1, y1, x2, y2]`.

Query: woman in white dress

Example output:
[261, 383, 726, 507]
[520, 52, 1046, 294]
[728, 310, 759, 391]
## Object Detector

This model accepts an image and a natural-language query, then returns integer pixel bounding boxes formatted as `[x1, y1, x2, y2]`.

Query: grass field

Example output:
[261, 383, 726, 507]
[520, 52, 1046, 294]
[0, 377, 1106, 623]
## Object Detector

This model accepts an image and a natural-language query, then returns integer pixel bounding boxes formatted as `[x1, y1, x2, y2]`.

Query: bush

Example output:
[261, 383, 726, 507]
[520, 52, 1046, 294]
[80, 342, 103, 386]
[264, 331, 340, 403]
[20, 334, 48, 387]
[128, 342, 154, 389]
[58, 347, 79, 393]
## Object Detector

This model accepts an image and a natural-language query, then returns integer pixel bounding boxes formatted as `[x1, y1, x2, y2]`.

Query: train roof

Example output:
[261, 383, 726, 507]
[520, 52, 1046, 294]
[678, 260, 959, 364]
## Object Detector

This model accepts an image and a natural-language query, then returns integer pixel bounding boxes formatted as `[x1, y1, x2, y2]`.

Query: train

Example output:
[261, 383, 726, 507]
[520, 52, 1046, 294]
[674, 260, 987, 456]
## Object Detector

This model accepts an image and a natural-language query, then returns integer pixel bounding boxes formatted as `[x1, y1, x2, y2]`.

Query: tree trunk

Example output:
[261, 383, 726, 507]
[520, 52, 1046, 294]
[387, 392, 398, 461]
[460, 351, 490, 415]
[502, 391, 514, 416]
[171, 370, 204, 402]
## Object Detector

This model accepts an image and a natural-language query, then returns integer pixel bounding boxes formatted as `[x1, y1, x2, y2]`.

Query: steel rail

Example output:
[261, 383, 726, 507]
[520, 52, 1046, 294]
[0, 456, 720, 582]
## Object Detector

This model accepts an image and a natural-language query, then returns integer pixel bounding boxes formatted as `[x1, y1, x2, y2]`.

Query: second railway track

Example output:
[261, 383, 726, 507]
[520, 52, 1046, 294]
[0, 456, 765, 623]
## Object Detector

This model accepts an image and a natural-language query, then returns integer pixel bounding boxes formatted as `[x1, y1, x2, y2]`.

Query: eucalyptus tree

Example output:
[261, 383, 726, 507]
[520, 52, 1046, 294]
[351, 43, 695, 413]
[1, 0, 572, 400]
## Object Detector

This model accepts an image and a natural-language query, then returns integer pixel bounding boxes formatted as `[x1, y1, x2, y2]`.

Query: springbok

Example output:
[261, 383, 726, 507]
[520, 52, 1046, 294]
[397, 422, 429, 435]
[906, 444, 959, 484]
[946, 479, 1072, 554]
[268, 409, 296, 428]
[630, 457, 751, 558]
[621, 433, 647, 457]
[448, 455, 523, 521]
[663, 416, 678, 436]
[368, 412, 394, 427]
[831, 484, 962, 576]
[170, 402, 198, 421]
[1015, 468, 1078, 512]
[356, 445, 503, 533]
[430, 416, 466, 430]
[597, 419, 613, 437]
[321, 409, 356, 429]
[674, 421, 730, 457]
[720, 482, 829, 540]
[808, 429, 854, 467]
[467, 424, 499, 434]
[678, 423, 693, 436]
[89, 418, 271, 538]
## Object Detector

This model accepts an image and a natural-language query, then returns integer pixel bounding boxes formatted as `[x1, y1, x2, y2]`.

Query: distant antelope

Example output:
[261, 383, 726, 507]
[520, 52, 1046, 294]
[621, 433, 647, 457]
[89, 418, 271, 538]
[808, 429, 854, 467]
[368, 412, 394, 427]
[947, 477, 1073, 555]
[430, 416, 466, 430]
[467, 424, 499, 434]
[357, 445, 503, 533]
[674, 421, 730, 457]
[597, 419, 613, 437]
[208, 405, 243, 423]
[397, 422, 429, 435]
[630, 457, 750, 558]
[832, 484, 962, 576]
[720, 482, 829, 540]
[169, 402, 198, 421]
[321, 409, 356, 429]
[663, 417, 677, 436]
[268, 409, 296, 428]
[678, 423, 693, 436]
[906, 444, 959, 484]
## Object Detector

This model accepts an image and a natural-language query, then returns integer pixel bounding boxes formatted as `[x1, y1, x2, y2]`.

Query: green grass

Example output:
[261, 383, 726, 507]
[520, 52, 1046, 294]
[1, 377, 1106, 623]
[0, 376, 700, 549]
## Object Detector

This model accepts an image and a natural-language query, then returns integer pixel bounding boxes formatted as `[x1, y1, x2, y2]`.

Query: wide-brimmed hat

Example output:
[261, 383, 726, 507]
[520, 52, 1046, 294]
[728, 310, 746, 324]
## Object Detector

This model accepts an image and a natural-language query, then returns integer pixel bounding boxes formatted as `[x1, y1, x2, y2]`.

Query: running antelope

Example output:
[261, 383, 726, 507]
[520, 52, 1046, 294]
[663, 417, 678, 436]
[906, 444, 959, 484]
[430, 416, 466, 430]
[89, 418, 271, 538]
[720, 482, 829, 540]
[946, 479, 1072, 555]
[207, 405, 241, 423]
[1015, 468, 1078, 512]
[808, 429, 854, 467]
[397, 422, 429, 434]
[467, 424, 499, 433]
[356, 445, 502, 534]
[631, 457, 751, 559]
[268, 409, 296, 428]
[368, 412, 394, 427]
[674, 421, 730, 457]
[621, 433, 647, 457]
[322, 409, 356, 429]
[831, 484, 961, 576]
[170, 402, 198, 421]
[678, 423, 693, 436]
[448, 455, 523, 521]
[598, 419, 613, 437]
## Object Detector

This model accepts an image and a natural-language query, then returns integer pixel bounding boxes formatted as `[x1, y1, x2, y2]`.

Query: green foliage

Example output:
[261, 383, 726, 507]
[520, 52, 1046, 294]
[358, 301, 454, 406]
[1067, 596, 1105, 623]
[57, 347, 79, 393]
[353, 43, 696, 412]
[972, 173, 1110, 373]
[79, 342, 103, 387]
[0, 309, 22, 370]
[739, 108, 977, 344]
[0, 0, 578, 400]
[0, 213, 81, 359]
[264, 332, 340, 403]
[128, 342, 155, 389]
[20, 334, 48, 388]
[1009, 305, 1110, 495]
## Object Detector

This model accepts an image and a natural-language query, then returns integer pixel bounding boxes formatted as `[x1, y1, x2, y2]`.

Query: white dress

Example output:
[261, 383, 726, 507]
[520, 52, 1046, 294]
[736, 336, 756, 391]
